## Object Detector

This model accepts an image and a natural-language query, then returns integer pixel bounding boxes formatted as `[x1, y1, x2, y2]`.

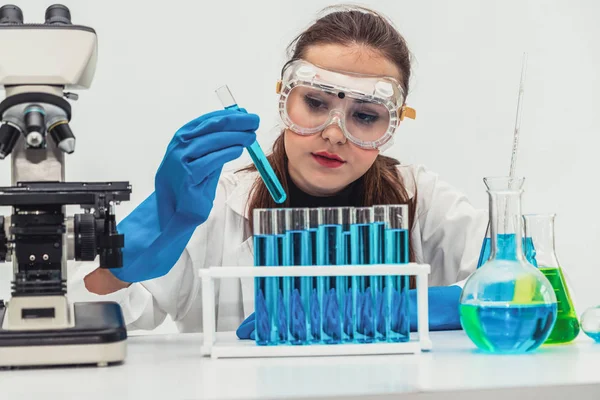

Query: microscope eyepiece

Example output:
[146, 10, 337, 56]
[45, 4, 71, 25]
[0, 4, 23, 25]
[49, 121, 76, 154]
[0, 122, 21, 159]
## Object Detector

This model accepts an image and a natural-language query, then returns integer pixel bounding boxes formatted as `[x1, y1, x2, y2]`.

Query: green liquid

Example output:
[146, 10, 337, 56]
[540, 267, 580, 344]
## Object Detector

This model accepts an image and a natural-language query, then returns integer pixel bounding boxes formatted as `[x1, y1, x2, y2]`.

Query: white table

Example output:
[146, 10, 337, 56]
[1, 331, 600, 400]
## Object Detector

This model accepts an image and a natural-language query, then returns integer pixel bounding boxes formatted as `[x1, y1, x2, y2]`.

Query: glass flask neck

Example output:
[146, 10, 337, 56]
[488, 189, 526, 261]
[523, 214, 560, 268]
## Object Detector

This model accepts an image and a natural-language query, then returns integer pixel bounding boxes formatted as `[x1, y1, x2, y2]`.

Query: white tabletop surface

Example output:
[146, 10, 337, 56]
[1, 330, 600, 400]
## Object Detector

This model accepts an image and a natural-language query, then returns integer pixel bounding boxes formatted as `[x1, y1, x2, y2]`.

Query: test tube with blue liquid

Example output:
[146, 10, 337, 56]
[284, 208, 312, 344]
[351, 207, 376, 343]
[308, 208, 321, 343]
[317, 207, 345, 344]
[340, 207, 355, 341]
[215, 85, 287, 204]
[253, 209, 278, 345]
[383, 205, 410, 342]
[372, 206, 387, 341]
[273, 209, 289, 344]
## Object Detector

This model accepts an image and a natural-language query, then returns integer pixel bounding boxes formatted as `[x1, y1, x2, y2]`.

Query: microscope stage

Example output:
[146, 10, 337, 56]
[0, 301, 127, 368]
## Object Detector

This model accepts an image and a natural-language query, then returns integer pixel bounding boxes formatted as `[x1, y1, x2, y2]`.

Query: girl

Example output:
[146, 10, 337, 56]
[84, 5, 487, 334]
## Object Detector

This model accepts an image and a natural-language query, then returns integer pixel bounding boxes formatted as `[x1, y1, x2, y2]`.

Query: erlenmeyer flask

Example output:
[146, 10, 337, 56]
[459, 177, 557, 354]
[476, 178, 535, 267]
[523, 214, 580, 344]
[581, 306, 600, 342]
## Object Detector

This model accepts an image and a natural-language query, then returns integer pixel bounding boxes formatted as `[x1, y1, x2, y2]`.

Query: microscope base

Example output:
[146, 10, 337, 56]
[0, 301, 127, 368]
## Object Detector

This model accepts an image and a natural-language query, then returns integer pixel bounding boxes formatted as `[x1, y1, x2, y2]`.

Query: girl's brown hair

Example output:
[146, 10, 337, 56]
[239, 5, 418, 283]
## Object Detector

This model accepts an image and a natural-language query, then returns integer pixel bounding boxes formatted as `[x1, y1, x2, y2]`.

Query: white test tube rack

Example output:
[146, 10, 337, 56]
[200, 263, 432, 359]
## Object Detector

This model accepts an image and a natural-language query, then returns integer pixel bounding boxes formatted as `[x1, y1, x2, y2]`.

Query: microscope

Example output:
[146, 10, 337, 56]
[0, 4, 130, 367]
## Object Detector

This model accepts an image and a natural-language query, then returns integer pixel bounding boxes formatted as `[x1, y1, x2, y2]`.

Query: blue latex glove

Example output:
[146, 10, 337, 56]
[236, 313, 256, 340]
[236, 285, 463, 340]
[408, 285, 463, 331]
[110, 109, 258, 282]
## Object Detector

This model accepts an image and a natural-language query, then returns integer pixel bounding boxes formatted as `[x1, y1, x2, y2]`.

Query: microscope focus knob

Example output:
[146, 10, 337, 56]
[0, 4, 23, 25]
[100, 247, 123, 269]
[0, 216, 7, 262]
[74, 213, 97, 261]
[45, 4, 71, 25]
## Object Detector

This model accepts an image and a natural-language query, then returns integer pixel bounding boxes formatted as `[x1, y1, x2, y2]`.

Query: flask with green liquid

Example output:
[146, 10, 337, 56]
[523, 214, 580, 344]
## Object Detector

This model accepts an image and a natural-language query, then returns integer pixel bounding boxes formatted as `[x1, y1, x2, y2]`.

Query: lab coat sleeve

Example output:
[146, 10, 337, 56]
[407, 165, 488, 286]
[103, 176, 230, 331]
[118, 245, 200, 330]
[67, 246, 200, 331]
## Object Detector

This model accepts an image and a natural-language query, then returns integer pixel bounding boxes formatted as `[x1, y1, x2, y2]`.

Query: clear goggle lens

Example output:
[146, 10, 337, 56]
[285, 86, 391, 145]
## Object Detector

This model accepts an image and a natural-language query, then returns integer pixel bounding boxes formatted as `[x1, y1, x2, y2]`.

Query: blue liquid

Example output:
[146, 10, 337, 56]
[223, 104, 286, 204]
[351, 223, 376, 343]
[372, 222, 385, 341]
[460, 302, 557, 353]
[477, 235, 536, 268]
[344, 231, 352, 265]
[384, 228, 410, 342]
[284, 230, 312, 345]
[309, 229, 320, 343]
[247, 142, 287, 204]
[342, 231, 353, 341]
[274, 235, 288, 344]
[254, 234, 289, 346]
[523, 237, 538, 266]
[253, 234, 278, 345]
[317, 224, 344, 344]
[584, 331, 600, 343]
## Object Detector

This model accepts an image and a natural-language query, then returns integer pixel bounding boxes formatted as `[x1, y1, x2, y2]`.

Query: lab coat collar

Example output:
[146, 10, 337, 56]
[224, 164, 418, 219]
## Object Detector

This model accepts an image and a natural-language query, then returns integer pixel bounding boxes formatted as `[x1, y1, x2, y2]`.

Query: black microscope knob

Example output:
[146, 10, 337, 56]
[0, 4, 23, 25]
[74, 213, 97, 261]
[0, 216, 6, 262]
[45, 4, 71, 25]
[100, 248, 123, 269]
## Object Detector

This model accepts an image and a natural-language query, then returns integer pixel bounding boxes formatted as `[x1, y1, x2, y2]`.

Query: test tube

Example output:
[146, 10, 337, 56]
[351, 207, 375, 343]
[215, 85, 287, 204]
[273, 208, 288, 344]
[384, 205, 410, 342]
[284, 208, 312, 345]
[308, 208, 320, 343]
[253, 209, 277, 346]
[340, 206, 354, 342]
[317, 207, 344, 343]
[308, 209, 319, 265]
[373, 205, 388, 342]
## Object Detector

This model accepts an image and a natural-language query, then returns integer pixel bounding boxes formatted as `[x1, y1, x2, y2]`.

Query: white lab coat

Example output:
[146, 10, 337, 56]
[69, 164, 487, 333]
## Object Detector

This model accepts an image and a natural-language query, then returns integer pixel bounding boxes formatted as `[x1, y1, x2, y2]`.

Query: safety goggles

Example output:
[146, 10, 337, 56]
[276, 60, 416, 150]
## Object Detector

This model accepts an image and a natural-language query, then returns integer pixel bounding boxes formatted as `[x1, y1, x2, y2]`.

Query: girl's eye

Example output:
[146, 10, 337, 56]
[353, 112, 380, 125]
[304, 95, 327, 110]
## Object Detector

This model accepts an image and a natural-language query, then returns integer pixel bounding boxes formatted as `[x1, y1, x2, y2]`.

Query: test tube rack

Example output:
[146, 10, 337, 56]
[200, 263, 432, 359]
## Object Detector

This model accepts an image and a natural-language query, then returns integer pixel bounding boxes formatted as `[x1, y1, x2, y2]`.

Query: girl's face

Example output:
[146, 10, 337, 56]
[284, 44, 402, 196]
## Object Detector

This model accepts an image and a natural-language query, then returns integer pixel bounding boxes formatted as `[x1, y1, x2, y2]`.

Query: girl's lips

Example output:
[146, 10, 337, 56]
[311, 153, 345, 168]
[313, 151, 345, 162]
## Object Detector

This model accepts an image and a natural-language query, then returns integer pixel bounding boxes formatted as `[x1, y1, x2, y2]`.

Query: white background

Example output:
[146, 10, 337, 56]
[1, 0, 598, 333]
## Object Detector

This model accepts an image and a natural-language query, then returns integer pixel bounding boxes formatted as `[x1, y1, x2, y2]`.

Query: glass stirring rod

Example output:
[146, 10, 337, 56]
[215, 85, 287, 204]
[503, 53, 528, 232]
[508, 52, 528, 180]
